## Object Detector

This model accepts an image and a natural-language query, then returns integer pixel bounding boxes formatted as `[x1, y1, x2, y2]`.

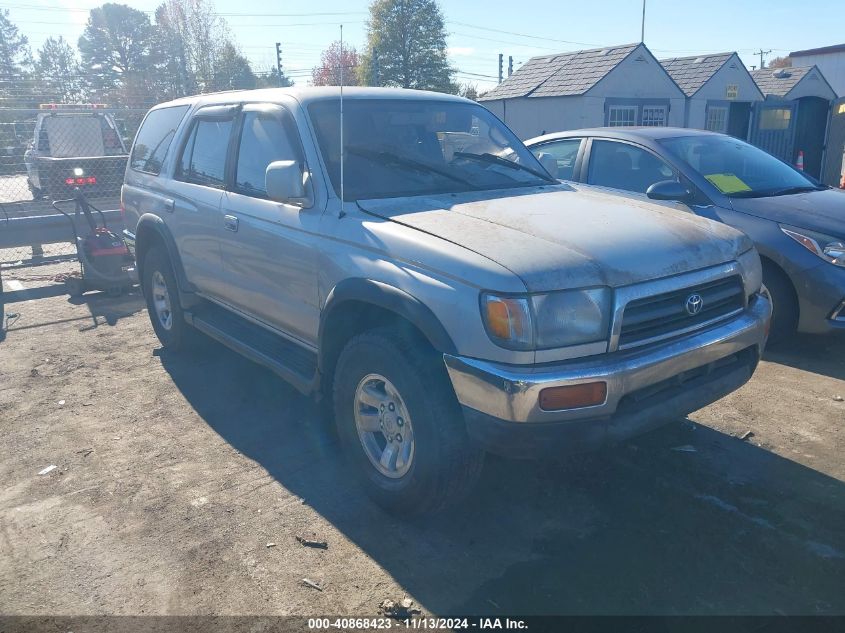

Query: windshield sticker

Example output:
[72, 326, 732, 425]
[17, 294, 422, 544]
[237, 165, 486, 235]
[704, 173, 752, 194]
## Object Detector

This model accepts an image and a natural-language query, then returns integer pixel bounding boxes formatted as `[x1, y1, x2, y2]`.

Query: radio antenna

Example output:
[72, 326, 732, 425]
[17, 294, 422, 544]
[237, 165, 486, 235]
[338, 24, 345, 218]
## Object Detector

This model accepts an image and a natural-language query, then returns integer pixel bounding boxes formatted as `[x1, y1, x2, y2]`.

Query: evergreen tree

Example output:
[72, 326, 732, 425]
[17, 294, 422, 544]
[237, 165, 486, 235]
[0, 9, 34, 102]
[358, 0, 455, 92]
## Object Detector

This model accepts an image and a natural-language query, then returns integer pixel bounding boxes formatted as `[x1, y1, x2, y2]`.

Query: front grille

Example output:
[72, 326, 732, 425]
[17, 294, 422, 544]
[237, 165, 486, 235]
[619, 275, 745, 348]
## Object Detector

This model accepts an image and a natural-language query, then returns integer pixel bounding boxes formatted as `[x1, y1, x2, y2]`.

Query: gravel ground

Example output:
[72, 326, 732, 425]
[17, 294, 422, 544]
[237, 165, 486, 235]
[1, 272, 844, 617]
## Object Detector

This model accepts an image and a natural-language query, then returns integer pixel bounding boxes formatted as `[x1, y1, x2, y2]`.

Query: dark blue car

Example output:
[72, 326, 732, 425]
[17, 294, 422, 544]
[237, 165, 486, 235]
[526, 128, 844, 340]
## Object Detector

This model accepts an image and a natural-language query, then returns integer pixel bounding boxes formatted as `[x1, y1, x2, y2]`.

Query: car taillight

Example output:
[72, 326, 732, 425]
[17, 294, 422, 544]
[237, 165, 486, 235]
[65, 176, 97, 185]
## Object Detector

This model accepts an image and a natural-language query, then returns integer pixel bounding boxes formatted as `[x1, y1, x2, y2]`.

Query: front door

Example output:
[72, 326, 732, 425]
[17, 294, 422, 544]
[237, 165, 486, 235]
[750, 100, 796, 164]
[217, 104, 322, 347]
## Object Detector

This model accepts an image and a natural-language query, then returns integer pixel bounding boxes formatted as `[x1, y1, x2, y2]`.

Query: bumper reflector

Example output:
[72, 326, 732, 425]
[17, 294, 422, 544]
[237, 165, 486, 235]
[539, 381, 607, 411]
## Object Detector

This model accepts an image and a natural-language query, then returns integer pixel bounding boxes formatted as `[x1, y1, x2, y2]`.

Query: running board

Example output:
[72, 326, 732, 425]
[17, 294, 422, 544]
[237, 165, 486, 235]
[185, 302, 317, 395]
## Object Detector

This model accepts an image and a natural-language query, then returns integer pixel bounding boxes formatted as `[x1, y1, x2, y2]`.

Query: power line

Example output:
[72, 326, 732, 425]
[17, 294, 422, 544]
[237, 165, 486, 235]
[448, 20, 600, 47]
[3, 3, 366, 17]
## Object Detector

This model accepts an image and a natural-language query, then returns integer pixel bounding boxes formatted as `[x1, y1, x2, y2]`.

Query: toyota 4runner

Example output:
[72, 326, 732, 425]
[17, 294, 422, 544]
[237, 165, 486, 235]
[122, 87, 771, 514]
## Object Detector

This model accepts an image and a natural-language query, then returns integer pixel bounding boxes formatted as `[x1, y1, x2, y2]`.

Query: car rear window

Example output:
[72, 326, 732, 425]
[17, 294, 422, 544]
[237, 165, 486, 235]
[130, 105, 190, 175]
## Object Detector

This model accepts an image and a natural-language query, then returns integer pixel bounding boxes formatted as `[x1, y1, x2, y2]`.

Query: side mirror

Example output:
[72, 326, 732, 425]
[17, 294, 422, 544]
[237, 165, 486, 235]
[646, 179, 692, 202]
[536, 152, 559, 179]
[265, 160, 307, 205]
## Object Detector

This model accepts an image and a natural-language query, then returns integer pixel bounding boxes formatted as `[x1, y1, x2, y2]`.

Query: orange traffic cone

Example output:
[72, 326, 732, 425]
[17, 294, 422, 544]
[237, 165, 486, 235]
[796, 150, 805, 171]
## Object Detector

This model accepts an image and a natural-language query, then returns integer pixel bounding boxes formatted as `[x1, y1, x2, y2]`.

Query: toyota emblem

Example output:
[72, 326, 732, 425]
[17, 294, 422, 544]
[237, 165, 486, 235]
[685, 293, 704, 316]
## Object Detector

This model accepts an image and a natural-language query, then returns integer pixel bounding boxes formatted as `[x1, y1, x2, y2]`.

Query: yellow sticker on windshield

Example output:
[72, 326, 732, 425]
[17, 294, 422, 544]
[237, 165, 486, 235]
[704, 173, 752, 194]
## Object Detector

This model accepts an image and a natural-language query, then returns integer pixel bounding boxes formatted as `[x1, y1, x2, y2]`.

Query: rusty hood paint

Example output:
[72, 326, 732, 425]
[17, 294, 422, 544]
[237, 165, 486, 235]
[358, 184, 752, 292]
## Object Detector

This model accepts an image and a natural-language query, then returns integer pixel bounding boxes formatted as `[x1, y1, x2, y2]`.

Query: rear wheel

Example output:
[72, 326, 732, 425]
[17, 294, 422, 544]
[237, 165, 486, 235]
[761, 262, 798, 343]
[333, 327, 484, 515]
[142, 246, 195, 351]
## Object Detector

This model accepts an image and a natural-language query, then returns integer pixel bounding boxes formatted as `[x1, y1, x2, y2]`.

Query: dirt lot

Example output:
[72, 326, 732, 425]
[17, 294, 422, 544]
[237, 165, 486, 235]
[1, 269, 844, 617]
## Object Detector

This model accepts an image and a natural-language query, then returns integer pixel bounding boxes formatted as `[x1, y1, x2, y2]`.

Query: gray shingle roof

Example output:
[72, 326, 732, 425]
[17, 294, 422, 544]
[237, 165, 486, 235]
[750, 66, 813, 97]
[660, 53, 733, 96]
[478, 43, 640, 101]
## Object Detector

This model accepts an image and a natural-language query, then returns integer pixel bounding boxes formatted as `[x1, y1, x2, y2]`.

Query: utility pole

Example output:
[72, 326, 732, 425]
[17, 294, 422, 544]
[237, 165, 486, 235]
[641, 0, 646, 43]
[508, 55, 513, 77]
[275, 42, 283, 87]
[755, 49, 772, 69]
[373, 47, 380, 86]
[498, 53, 503, 83]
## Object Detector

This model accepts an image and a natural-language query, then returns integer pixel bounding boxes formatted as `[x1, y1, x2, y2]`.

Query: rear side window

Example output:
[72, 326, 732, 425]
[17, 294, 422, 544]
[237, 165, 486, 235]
[130, 105, 189, 174]
[234, 112, 300, 197]
[530, 139, 581, 180]
[176, 119, 232, 189]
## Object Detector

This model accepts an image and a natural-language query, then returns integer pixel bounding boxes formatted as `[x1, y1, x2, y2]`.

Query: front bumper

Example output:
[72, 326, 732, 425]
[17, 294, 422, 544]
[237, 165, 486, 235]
[445, 293, 771, 457]
[793, 260, 845, 335]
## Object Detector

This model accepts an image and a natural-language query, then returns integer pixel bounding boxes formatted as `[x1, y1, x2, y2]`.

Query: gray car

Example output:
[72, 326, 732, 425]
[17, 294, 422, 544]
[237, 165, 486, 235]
[526, 128, 845, 340]
[122, 88, 770, 515]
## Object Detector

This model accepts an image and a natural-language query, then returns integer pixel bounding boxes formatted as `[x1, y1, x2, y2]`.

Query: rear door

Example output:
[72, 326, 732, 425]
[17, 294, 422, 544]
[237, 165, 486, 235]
[217, 103, 321, 346]
[167, 106, 236, 299]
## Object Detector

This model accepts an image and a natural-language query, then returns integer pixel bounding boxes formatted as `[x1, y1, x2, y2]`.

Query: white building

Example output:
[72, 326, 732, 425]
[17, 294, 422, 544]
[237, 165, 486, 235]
[479, 43, 686, 139]
[790, 44, 845, 96]
[660, 53, 763, 137]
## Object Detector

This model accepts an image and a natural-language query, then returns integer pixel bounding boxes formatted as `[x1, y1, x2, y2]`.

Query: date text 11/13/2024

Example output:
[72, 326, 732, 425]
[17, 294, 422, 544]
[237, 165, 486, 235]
[307, 617, 529, 629]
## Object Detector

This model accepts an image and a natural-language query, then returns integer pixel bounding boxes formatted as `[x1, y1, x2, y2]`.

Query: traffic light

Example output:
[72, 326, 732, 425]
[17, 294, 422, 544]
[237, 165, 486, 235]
[498, 53, 503, 84]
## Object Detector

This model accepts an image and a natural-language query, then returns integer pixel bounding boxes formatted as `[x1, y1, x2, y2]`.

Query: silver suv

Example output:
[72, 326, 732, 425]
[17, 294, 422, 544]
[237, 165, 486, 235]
[122, 87, 771, 514]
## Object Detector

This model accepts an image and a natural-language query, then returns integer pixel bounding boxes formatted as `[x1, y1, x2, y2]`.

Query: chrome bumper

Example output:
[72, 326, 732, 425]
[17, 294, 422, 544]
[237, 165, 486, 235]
[445, 293, 771, 424]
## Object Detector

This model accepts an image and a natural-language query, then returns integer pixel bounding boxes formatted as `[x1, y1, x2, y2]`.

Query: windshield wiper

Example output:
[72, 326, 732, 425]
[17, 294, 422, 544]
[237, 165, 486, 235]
[452, 151, 557, 183]
[347, 146, 479, 189]
[768, 185, 825, 196]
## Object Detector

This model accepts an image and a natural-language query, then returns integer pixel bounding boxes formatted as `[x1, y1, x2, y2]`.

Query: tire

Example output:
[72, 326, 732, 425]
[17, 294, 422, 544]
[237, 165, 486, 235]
[142, 246, 195, 351]
[761, 263, 798, 344]
[332, 327, 484, 515]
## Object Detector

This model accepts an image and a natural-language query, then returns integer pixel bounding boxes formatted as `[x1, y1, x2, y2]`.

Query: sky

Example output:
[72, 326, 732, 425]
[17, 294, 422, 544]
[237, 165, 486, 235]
[4, 0, 842, 91]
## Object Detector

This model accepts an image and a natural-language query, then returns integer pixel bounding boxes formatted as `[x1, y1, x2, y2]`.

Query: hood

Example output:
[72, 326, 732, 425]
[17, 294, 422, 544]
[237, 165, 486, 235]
[730, 188, 845, 238]
[359, 184, 750, 292]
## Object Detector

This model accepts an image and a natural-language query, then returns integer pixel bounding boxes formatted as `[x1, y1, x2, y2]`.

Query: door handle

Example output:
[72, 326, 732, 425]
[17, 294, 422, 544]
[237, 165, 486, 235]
[163, 198, 175, 213]
[223, 214, 239, 232]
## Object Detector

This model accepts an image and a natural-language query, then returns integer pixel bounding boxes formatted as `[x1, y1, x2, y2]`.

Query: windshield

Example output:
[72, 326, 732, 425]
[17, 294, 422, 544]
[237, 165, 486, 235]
[308, 98, 553, 200]
[660, 134, 820, 198]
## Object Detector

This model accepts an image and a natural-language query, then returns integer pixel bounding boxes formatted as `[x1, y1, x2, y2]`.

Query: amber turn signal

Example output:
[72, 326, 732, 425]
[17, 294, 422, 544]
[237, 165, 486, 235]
[539, 382, 607, 411]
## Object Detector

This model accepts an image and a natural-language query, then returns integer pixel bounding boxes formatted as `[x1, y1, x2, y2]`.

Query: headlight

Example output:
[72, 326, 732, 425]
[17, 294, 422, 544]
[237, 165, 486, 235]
[481, 288, 611, 350]
[781, 224, 845, 267]
[737, 248, 763, 296]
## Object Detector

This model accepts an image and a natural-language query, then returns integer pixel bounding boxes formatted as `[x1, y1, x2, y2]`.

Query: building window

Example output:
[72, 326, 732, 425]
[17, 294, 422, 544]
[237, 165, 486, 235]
[641, 106, 667, 127]
[607, 105, 637, 127]
[759, 108, 792, 130]
[705, 106, 728, 133]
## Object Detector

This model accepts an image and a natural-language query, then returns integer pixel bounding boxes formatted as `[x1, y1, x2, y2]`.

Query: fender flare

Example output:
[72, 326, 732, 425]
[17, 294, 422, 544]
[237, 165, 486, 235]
[318, 278, 458, 369]
[135, 213, 195, 293]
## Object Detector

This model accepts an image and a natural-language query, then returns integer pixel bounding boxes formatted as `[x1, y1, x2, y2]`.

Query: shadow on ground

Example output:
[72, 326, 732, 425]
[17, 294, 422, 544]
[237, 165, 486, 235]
[159, 339, 845, 615]
[764, 333, 845, 381]
[0, 285, 144, 340]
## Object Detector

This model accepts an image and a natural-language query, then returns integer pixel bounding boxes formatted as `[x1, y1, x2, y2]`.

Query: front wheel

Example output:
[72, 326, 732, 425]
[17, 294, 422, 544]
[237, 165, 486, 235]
[761, 263, 798, 343]
[333, 327, 484, 515]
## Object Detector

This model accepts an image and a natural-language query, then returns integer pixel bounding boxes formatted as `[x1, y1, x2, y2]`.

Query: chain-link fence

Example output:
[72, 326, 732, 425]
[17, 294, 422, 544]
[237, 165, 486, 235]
[0, 104, 147, 271]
